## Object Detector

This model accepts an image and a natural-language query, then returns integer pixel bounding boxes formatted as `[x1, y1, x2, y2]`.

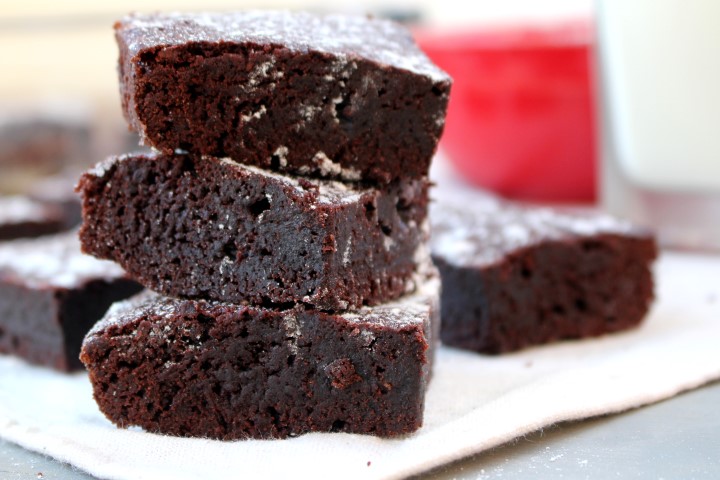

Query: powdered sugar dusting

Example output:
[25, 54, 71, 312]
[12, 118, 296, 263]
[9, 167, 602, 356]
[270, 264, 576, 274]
[119, 11, 449, 82]
[240, 104, 267, 122]
[283, 314, 302, 355]
[86, 155, 123, 178]
[217, 156, 364, 205]
[341, 237, 353, 266]
[431, 199, 648, 267]
[312, 151, 362, 181]
[90, 265, 440, 339]
[0, 231, 130, 289]
[272, 146, 289, 167]
[342, 266, 440, 329]
[298, 103, 322, 121]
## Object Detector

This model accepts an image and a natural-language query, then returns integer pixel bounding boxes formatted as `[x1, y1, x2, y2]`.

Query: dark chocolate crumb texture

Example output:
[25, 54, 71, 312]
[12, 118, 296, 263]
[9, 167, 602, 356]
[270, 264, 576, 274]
[78, 152, 430, 310]
[430, 199, 657, 354]
[115, 11, 451, 184]
[80, 270, 440, 439]
[0, 232, 143, 371]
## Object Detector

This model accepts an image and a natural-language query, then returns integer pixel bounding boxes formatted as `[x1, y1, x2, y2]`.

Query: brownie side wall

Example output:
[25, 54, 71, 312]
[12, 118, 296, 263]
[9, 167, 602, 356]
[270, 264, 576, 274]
[80, 301, 429, 439]
[0, 282, 66, 370]
[122, 42, 449, 183]
[435, 234, 657, 354]
[58, 278, 144, 370]
[319, 178, 429, 309]
[79, 154, 428, 309]
[433, 257, 490, 352]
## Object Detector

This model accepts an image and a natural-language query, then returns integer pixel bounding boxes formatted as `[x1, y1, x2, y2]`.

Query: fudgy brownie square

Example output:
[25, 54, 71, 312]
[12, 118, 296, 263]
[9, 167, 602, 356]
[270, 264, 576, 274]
[78, 152, 430, 310]
[430, 200, 657, 354]
[115, 11, 451, 184]
[0, 232, 143, 371]
[80, 269, 440, 439]
[0, 195, 67, 241]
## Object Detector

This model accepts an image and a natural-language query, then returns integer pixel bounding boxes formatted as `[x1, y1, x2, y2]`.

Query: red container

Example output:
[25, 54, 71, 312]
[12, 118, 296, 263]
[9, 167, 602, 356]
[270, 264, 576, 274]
[415, 22, 596, 202]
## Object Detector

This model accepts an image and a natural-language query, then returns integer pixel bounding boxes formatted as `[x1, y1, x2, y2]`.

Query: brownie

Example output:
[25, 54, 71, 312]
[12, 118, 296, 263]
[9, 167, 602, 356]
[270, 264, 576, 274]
[115, 11, 451, 184]
[0, 196, 67, 241]
[0, 232, 143, 371]
[78, 152, 430, 310]
[80, 269, 440, 439]
[430, 200, 657, 354]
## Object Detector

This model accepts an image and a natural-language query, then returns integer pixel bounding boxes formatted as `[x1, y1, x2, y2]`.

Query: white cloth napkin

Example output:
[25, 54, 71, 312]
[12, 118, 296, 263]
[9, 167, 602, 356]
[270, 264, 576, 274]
[0, 251, 718, 480]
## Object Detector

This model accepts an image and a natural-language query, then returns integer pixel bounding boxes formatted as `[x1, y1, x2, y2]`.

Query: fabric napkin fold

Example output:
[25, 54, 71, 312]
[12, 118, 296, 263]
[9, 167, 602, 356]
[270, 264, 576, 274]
[0, 251, 718, 480]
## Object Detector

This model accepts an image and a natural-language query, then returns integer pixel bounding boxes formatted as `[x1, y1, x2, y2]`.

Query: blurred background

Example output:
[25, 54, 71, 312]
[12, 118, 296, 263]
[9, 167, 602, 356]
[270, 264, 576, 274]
[0, 0, 594, 197]
[2, 1, 719, 248]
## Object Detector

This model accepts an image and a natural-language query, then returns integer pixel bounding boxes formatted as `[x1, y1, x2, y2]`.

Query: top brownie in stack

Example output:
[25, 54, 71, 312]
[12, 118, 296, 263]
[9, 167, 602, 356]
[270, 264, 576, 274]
[115, 11, 451, 184]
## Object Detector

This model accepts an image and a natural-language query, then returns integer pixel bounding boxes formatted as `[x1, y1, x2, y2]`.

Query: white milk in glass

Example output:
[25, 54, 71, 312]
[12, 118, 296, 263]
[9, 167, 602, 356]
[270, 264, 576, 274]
[597, 0, 720, 249]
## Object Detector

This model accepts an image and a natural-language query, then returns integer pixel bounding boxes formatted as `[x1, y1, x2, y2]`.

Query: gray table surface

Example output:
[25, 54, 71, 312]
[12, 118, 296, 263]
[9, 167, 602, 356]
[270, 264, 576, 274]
[2, 379, 718, 479]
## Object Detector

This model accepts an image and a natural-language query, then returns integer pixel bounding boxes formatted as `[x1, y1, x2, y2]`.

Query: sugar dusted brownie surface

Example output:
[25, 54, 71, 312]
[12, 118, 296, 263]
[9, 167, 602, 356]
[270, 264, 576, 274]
[78, 152, 430, 310]
[0, 232, 143, 371]
[80, 270, 440, 439]
[115, 11, 451, 184]
[430, 200, 657, 354]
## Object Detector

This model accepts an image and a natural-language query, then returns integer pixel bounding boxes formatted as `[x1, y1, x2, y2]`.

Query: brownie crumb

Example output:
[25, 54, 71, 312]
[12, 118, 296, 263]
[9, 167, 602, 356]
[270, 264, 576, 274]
[325, 358, 363, 389]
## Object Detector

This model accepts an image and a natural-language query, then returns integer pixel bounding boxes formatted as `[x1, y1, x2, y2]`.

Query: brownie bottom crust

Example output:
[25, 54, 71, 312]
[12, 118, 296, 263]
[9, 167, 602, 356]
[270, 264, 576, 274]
[80, 273, 440, 439]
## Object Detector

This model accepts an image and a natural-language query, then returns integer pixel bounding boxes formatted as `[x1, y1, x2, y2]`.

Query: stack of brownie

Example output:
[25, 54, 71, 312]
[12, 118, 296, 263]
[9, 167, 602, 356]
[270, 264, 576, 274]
[77, 11, 451, 439]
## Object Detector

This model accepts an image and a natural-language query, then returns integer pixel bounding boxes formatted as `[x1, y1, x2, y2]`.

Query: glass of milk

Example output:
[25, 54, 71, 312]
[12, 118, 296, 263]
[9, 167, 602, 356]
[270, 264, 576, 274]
[596, 0, 720, 250]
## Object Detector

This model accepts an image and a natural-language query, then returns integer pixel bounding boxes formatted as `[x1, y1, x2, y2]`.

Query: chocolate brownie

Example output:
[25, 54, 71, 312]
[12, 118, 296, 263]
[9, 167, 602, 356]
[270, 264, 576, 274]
[430, 200, 657, 354]
[0, 232, 143, 371]
[0, 107, 91, 194]
[0, 196, 67, 241]
[80, 270, 440, 439]
[78, 152, 430, 310]
[115, 11, 451, 184]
